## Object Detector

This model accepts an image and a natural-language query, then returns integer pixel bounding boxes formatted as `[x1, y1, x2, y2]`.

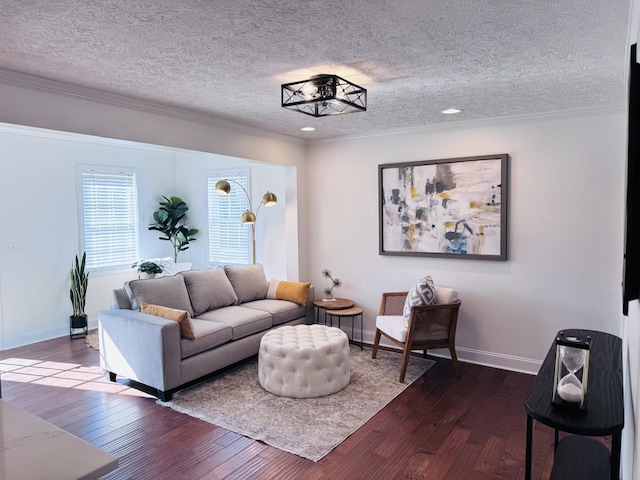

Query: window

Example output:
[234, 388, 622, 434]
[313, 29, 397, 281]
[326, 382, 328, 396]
[208, 169, 251, 265]
[79, 168, 139, 271]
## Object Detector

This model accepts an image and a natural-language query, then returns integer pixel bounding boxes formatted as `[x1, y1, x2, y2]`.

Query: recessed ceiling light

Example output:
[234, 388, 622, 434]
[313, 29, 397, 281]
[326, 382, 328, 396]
[442, 108, 463, 115]
[300, 127, 315, 131]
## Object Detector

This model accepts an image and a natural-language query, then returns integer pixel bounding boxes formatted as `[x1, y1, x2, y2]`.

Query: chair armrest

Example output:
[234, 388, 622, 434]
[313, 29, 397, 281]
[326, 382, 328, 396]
[412, 299, 461, 311]
[98, 309, 182, 392]
[305, 285, 316, 324]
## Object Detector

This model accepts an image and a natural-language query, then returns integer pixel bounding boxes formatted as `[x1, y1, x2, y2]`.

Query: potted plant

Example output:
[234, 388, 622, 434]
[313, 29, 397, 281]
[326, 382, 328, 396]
[148, 196, 199, 263]
[70, 252, 89, 338]
[132, 260, 163, 279]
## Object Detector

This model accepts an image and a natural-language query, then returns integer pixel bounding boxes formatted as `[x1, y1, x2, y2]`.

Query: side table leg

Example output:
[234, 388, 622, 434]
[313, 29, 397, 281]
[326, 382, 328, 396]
[525, 415, 533, 480]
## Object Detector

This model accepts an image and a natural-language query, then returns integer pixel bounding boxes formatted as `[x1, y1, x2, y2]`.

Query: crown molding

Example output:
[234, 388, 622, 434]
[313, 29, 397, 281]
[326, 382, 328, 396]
[0, 68, 304, 145]
[0, 68, 624, 148]
[312, 104, 627, 145]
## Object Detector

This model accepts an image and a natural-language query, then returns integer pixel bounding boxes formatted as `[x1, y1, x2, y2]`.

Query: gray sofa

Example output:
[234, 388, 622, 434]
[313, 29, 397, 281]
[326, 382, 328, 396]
[98, 264, 313, 400]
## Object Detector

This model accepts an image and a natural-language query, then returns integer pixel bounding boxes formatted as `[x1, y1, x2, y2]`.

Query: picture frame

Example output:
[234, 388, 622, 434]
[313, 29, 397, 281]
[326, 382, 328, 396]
[379, 154, 509, 261]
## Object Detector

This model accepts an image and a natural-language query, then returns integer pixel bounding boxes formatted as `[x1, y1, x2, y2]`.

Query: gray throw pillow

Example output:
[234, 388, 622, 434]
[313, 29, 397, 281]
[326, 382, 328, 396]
[181, 268, 238, 316]
[124, 275, 194, 317]
[224, 264, 269, 304]
[402, 275, 436, 327]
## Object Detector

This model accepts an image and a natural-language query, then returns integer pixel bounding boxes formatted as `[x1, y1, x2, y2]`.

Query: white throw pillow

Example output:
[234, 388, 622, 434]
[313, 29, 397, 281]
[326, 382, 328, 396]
[435, 287, 459, 304]
[148, 257, 177, 277]
[402, 276, 436, 327]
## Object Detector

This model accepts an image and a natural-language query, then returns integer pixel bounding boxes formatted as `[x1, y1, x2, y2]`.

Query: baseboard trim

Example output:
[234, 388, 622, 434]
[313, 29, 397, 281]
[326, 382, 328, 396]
[3, 323, 541, 375]
[348, 327, 541, 376]
[2, 319, 99, 351]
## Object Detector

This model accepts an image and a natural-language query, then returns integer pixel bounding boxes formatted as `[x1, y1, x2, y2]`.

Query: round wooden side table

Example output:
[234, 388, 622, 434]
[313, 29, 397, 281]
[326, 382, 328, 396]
[325, 307, 364, 349]
[313, 298, 354, 325]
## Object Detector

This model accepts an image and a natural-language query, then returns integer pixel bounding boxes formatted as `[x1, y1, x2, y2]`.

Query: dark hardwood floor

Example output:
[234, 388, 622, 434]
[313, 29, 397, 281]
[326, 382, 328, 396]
[0, 333, 558, 479]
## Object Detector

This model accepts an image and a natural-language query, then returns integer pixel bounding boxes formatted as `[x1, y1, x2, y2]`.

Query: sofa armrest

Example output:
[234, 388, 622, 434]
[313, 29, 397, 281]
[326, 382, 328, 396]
[306, 285, 316, 324]
[98, 309, 181, 392]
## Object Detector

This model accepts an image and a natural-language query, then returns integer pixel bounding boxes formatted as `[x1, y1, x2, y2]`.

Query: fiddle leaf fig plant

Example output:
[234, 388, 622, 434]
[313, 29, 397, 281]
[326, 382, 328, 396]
[148, 195, 199, 262]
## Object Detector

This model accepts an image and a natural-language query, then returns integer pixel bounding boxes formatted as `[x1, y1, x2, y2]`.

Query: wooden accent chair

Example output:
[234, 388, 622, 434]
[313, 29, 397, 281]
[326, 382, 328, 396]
[372, 291, 461, 382]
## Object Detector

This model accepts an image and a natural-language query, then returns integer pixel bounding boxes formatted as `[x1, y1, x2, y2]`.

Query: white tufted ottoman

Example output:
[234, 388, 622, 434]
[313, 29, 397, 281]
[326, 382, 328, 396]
[258, 324, 350, 398]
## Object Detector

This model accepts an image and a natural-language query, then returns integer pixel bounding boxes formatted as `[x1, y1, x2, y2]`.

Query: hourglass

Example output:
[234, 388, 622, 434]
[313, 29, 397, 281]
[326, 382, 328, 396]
[552, 331, 591, 410]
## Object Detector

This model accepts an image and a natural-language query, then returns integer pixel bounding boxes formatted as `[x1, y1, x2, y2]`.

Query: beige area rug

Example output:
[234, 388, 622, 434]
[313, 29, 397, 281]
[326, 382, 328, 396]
[157, 346, 434, 462]
[85, 331, 99, 350]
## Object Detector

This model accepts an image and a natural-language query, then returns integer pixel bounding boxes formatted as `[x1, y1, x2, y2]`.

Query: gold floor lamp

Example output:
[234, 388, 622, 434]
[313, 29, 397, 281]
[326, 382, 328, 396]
[215, 179, 277, 264]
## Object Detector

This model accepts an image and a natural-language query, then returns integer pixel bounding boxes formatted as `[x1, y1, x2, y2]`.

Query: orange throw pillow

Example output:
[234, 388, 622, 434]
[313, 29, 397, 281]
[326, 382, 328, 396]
[140, 302, 196, 340]
[276, 281, 311, 305]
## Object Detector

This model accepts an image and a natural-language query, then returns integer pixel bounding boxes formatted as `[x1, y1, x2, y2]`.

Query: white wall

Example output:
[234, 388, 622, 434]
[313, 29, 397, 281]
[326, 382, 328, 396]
[174, 151, 290, 280]
[0, 75, 308, 349]
[0, 71, 627, 376]
[306, 111, 626, 372]
[0, 72, 310, 277]
[0, 124, 298, 349]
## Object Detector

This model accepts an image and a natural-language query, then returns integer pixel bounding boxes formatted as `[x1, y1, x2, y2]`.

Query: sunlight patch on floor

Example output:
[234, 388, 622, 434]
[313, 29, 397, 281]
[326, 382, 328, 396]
[0, 358, 154, 398]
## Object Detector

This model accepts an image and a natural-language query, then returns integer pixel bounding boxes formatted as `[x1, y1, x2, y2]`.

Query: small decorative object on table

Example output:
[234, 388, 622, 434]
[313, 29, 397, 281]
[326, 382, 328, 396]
[69, 252, 89, 338]
[321, 268, 342, 301]
[132, 260, 164, 279]
[552, 331, 590, 410]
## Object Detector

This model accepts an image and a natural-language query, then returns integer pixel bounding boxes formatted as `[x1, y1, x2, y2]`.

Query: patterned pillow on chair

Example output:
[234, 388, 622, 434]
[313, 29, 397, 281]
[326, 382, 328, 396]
[402, 276, 436, 327]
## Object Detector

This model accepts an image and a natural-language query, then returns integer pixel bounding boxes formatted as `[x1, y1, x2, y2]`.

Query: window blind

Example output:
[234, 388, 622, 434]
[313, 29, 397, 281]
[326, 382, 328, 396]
[81, 170, 139, 270]
[208, 170, 251, 265]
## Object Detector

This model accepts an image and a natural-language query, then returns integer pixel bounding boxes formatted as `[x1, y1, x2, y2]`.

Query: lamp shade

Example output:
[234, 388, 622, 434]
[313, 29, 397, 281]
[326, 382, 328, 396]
[215, 180, 231, 194]
[241, 211, 256, 224]
[262, 191, 277, 207]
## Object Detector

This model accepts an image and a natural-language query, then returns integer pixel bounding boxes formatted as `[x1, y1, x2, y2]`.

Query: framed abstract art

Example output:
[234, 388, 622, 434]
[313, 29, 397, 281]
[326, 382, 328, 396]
[379, 154, 509, 261]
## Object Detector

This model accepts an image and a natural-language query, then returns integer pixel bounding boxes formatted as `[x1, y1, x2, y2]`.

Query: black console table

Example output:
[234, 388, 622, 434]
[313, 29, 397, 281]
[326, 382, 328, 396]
[524, 329, 623, 480]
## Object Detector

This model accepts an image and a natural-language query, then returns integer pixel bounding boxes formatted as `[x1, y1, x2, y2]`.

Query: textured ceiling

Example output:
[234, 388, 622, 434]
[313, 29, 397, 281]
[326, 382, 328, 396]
[0, 0, 632, 140]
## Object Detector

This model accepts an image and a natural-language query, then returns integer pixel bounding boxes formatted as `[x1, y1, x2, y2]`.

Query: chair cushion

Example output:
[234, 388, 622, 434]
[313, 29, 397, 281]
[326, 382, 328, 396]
[124, 275, 194, 317]
[403, 276, 436, 327]
[376, 315, 407, 343]
[181, 268, 238, 315]
[224, 264, 269, 304]
[435, 287, 459, 304]
[266, 279, 311, 305]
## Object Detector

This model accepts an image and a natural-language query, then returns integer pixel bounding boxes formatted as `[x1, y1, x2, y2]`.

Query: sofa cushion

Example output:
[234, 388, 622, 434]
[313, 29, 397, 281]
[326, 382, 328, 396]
[224, 264, 269, 304]
[124, 275, 194, 317]
[266, 279, 311, 305]
[180, 319, 233, 359]
[196, 305, 272, 340]
[141, 302, 196, 340]
[243, 299, 306, 325]
[181, 268, 238, 315]
[403, 276, 436, 327]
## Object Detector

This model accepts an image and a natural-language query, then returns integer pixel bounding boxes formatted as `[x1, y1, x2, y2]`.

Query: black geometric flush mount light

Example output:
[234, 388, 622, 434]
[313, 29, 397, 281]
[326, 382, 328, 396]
[281, 74, 367, 117]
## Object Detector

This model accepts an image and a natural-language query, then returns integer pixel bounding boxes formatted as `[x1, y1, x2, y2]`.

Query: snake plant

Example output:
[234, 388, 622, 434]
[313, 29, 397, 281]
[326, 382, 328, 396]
[70, 252, 89, 317]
